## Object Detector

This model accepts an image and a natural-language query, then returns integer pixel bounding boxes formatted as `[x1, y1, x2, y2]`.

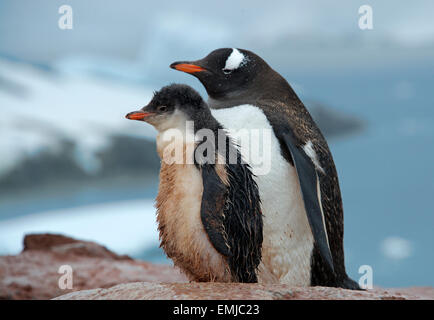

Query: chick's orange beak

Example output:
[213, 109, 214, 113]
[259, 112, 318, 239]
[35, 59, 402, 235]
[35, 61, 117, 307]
[125, 111, 153, 120]
[170, 62, 205, 74]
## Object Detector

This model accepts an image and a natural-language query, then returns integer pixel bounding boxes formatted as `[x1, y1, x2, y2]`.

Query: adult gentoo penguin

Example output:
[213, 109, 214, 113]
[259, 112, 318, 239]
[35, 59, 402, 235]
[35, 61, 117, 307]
[170, 48, 359, 289]
[126, 84, 263, 282]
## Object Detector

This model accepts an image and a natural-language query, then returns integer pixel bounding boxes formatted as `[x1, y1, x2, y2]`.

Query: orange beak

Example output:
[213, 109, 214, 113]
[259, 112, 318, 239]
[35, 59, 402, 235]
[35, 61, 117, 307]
[125, 111, 153, 120]
[170, 63, 205, 74]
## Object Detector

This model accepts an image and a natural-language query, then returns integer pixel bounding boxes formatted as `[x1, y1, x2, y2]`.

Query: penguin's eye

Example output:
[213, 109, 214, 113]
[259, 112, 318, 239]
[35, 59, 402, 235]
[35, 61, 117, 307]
[222, 68, 232, 75]
[158, 105, 168, 112]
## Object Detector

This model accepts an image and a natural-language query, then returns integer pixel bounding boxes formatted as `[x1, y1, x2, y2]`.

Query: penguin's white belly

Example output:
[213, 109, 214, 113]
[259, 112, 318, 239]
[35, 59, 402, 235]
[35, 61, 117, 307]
[211, 105, 315, 285]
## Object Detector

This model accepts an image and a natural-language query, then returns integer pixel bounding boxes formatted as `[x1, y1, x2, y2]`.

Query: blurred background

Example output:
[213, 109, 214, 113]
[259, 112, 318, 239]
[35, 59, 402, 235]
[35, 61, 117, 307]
[0, 0, 433, 287]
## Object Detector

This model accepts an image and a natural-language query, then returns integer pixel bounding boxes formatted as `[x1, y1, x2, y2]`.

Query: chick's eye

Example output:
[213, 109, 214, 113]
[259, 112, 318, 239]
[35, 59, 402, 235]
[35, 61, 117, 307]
[222, 68, 232, 75]
[158, 106, 168, 112]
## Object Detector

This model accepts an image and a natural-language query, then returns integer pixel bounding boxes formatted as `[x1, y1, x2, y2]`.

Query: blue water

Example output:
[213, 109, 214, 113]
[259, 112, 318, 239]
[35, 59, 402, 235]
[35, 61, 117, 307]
[0, 181, 158, 220]
[289, 65, 434, 287]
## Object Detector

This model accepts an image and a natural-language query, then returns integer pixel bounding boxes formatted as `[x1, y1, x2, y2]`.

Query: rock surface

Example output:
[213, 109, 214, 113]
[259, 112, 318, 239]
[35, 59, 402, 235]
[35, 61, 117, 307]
[0, 234, 187, 300]
[0, 234, 432, 300]
[54, 282, 434, 300]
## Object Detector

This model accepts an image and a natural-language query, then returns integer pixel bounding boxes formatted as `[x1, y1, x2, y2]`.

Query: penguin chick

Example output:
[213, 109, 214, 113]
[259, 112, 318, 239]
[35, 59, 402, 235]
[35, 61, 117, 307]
[126, 84, 263, 283]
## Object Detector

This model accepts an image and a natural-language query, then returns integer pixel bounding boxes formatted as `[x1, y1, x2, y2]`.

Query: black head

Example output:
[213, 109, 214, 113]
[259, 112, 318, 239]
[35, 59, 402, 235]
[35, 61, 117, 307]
[170, 48, 271, 101]
[125, 84, 209, 131]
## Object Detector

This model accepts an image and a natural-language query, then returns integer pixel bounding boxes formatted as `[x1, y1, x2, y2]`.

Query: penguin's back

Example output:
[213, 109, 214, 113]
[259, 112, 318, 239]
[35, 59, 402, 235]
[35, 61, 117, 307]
[211, 105, 315, 285]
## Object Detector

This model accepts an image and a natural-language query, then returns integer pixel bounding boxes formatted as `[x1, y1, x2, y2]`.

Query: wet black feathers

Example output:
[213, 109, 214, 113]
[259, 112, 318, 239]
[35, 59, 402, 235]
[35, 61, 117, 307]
[196, 132, 263, 283]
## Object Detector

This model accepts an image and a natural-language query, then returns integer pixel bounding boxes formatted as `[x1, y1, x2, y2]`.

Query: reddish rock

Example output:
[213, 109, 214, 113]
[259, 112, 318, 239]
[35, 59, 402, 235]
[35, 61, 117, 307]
[54, 282, 434, 300]
[0, 234, 187, 300]
[1, 234, 433, 300]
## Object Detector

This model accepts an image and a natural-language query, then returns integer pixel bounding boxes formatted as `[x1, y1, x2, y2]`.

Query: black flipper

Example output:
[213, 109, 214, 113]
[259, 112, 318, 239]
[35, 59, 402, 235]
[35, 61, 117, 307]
[282, 131, 335, 273]
[198, 144, 263, 283]
[199, 165, 232, 257]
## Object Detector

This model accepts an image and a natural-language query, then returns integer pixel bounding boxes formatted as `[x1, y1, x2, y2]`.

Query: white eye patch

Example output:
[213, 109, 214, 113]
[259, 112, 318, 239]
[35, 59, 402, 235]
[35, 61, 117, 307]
[223, 48, 248, 71]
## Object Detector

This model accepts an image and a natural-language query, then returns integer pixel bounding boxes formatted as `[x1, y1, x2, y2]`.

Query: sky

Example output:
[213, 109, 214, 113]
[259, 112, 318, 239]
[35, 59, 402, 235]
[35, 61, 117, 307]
[1, 0, 433, 68]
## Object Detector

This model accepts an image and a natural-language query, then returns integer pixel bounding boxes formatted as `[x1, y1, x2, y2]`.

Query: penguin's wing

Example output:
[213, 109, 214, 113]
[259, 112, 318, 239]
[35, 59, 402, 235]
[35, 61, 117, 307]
[199, 158, 263, 282]
[199, 164, 232, 257]
[281, 130, 335, 273]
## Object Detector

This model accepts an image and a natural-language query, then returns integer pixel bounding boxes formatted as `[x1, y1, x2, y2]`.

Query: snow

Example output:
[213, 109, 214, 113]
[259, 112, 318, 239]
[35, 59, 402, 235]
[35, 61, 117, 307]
[0, 60, 164, 257]
[0, 59, 156, 177]
[0, 199, 159, 256]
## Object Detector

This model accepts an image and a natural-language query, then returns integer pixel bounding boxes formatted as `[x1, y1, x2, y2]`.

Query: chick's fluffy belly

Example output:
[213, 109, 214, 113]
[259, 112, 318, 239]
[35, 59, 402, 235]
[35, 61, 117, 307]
[155, 132, 231, 282]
